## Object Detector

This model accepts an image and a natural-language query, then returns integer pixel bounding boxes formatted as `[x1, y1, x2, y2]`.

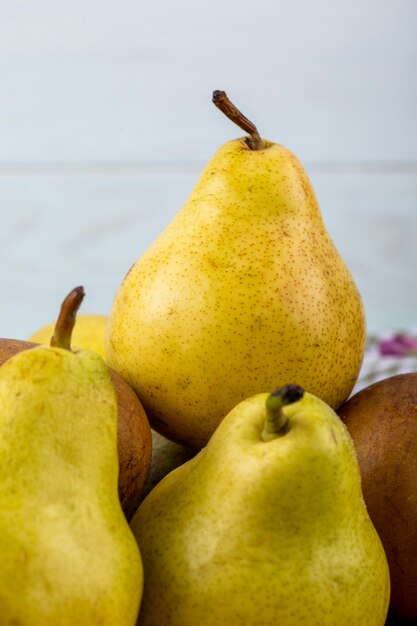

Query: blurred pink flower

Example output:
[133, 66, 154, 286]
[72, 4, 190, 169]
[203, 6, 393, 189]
[378, 334, 417, 357]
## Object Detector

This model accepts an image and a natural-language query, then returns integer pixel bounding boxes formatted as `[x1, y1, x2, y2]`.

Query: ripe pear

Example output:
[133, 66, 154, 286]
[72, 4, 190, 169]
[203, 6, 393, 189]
[131, 385, 389, 626]
[29, 313, 108, 359]
[107, 91, 365, 448]
[338, 373, 417, 622]
[0, 286, 143, 624]
[0, 297, 152, 521]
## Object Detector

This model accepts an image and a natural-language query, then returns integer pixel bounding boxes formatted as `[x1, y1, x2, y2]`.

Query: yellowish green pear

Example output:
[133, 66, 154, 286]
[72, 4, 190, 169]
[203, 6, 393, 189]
[107, 91, 365, 448]
[30, 313, 108, 359]
[0, 287, 143, 625]
[0, 336, 153, 523]
[130, 385, 390, 626]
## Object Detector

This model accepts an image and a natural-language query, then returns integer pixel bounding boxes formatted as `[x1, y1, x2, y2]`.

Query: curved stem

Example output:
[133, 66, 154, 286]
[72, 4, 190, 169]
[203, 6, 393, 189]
[212, 90, 264, 150]
[261, 384, 304, 441]
[51, 286, 85, 351]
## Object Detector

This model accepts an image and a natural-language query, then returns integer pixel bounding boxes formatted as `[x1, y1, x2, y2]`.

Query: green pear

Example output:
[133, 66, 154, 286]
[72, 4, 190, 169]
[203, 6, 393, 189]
[107, 91, 365, 448]
[131, 385, 390, 626]
[0, 287, 143, 625]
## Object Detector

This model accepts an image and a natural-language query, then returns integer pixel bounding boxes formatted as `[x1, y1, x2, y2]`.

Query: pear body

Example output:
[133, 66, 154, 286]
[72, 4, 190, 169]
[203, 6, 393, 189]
[107, 139, 365, 447]
[0, 337, 152, 521]
[30, 313, 108, 359]
[131, 391, 389, 626]
[0, 345, 143, 624]
[338, 373, 417, 621]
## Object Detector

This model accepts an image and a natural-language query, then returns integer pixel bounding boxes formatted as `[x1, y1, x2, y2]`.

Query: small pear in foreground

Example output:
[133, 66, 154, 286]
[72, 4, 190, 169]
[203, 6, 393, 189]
[107, 91, 365, 448]
[0, 286, 142, 624]
[29, 313, 108, 359]
[131, 385, 389, 626]
[338, 373, 417, 622]
[0, 300, 152, 521]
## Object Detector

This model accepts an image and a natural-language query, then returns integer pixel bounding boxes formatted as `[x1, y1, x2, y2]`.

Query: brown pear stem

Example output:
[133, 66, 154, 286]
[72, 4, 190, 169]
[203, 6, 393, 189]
[212, 90, 264, 150]
[51, 286, 85, 351]
[261, 385, 304, 441]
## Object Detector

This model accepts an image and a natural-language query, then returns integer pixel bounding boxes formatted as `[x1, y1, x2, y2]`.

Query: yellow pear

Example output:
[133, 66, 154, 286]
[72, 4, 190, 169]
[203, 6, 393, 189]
[107, 91, 365, 448]
[0, 287, 143, 624]
[131, 386, 390, 626]
[30, 313, 108, 359]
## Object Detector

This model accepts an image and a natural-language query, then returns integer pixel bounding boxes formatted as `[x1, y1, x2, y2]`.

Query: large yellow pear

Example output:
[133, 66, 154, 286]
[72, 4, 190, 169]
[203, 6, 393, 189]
[107, 92, 365, 448]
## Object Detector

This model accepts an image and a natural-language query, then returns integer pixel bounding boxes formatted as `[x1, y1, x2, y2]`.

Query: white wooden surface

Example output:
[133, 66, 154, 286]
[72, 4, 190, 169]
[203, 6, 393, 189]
[0, 0, 416, 338]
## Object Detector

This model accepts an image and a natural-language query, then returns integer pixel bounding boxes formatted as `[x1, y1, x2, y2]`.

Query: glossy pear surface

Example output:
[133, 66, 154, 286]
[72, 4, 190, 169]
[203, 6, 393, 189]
[107, 138, 365, 447]
[0, 345, 143, 624]
[131, 390, 389, 626]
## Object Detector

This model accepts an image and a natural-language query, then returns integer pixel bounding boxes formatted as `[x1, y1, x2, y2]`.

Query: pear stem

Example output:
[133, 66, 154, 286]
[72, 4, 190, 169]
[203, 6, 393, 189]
[50, 286, 85, 351]
[261, 385, 304, 442]
[212, 90, 264, 151]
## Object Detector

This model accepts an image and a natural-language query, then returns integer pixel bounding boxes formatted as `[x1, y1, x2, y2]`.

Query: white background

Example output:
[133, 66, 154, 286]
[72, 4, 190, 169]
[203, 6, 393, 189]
[1, 0, 416, 338]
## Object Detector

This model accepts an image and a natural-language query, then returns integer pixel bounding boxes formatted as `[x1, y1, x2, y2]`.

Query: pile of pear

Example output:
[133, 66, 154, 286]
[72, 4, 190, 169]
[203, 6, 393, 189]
[0, 91, 415, 624]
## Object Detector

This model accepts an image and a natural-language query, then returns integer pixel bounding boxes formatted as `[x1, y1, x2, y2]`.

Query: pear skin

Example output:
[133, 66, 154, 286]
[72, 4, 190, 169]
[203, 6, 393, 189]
[131, 388, 389, 626]
[0, 345, 143, 624]
[107, 95, 365, 448]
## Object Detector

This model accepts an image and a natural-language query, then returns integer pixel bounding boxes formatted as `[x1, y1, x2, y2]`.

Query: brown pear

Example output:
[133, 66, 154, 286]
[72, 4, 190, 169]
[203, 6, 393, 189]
[0, 298, 152, 522]
[338, 373, 417, 622]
